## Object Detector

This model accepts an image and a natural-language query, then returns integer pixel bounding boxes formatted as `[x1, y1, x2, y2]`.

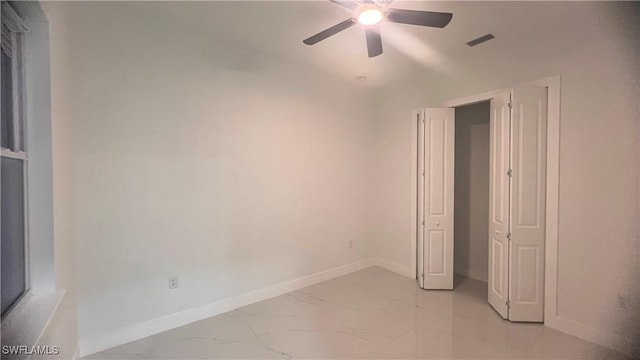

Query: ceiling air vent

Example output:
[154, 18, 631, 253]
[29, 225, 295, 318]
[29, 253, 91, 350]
[466, 33, 495, 47]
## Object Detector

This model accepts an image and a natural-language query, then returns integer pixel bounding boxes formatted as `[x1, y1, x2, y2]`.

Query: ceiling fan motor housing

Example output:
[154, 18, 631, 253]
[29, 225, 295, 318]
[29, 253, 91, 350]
[356, 4, 384, 25]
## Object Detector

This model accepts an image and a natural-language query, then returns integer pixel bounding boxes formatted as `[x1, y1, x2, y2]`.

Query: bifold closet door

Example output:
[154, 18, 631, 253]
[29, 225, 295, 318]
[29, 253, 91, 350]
[508, 87, 547, 322]
[488, 88, 547, 322]
[419, 108, 455, 290]
[488, 91, 511, 319]
[417, 112, 425, 288]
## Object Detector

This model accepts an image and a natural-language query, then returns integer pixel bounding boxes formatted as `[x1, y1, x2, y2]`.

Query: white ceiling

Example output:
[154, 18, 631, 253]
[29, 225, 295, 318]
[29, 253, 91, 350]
[137, 1, 628, 86]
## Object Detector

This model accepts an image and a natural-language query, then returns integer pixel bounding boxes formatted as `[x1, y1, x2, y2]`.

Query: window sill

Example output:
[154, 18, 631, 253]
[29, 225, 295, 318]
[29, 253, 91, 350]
[1, 290, 65, 360]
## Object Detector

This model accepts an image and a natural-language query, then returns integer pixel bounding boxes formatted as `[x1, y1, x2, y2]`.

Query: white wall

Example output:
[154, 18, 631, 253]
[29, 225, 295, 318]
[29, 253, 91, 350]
[372, 2, 639, 352]
[46, 1, 374, 352]
[44, 4, 79, 358]
[453, 102, 489, 283]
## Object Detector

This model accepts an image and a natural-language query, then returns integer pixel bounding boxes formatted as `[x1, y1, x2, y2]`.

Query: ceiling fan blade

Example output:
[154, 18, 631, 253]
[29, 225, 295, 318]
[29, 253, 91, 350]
[365, 25, 383, 58]
[303, 18, 356, 45]
[387, 9, 453, 28]
[328, 0, 359, 11]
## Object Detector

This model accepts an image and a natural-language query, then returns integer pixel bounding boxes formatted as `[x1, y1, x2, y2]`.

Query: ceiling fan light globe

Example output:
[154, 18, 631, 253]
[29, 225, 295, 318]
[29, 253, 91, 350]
[357, 8, 383, 25]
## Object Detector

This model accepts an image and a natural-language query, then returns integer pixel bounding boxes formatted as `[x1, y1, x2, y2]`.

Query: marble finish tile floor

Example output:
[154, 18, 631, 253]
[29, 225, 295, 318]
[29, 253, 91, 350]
[86, 266, 628, 359]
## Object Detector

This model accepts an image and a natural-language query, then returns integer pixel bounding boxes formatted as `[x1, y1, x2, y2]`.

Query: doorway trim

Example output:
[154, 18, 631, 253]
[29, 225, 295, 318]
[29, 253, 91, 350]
[410, 75, 560, 324]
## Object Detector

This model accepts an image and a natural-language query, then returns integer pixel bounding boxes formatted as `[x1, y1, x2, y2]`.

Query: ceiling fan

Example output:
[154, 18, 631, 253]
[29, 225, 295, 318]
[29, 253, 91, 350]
[303, 0, 453, 58]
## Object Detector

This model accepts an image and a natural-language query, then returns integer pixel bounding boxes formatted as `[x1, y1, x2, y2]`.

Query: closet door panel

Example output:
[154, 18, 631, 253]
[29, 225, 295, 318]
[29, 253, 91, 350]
[508, 87, 547, 322]
[422, 108, 455, 289]
[417, 112, 426, 288]
[488, 91, 511, 319]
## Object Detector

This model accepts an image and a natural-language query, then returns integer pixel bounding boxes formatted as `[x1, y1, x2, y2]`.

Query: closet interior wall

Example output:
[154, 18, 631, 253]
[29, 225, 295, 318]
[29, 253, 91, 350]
[454, 102, 490, 283]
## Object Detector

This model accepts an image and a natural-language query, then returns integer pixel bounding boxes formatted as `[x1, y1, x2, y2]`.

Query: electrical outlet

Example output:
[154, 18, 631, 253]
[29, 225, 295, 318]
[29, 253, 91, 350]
[169, 276, 179, 289]
[348, 240, 353, 249]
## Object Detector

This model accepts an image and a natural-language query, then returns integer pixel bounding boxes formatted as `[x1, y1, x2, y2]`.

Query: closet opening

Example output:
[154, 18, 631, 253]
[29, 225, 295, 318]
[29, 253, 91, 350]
[453, 101, 490, 301]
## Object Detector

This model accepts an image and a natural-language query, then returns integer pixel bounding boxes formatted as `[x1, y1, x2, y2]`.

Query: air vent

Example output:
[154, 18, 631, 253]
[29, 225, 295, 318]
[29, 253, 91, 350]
[466, 33, 495, 47]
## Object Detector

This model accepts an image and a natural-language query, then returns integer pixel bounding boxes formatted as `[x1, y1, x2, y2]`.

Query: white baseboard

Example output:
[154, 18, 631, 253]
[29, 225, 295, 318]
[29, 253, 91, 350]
[373, 258, 415, 279]
[77, 259, 633, 358]
[78, 258, 376, 358]
[545, 315, 634, 356]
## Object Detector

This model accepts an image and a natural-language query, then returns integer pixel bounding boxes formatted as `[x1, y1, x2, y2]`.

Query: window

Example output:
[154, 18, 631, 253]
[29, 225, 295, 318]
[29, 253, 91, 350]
[1, 2, 27, 318]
